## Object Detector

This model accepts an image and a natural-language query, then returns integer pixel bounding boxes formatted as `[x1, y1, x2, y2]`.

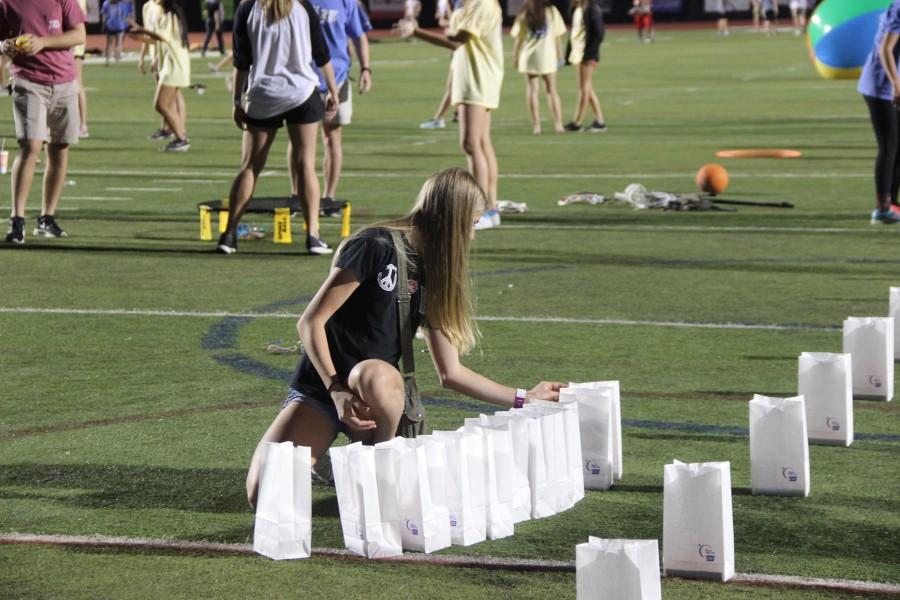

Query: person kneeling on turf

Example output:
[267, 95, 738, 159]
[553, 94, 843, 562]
[245, 168, 562, 508]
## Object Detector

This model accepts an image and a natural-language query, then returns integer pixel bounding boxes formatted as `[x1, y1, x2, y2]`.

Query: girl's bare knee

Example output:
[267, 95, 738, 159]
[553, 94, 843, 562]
[348, 359, 404, 411]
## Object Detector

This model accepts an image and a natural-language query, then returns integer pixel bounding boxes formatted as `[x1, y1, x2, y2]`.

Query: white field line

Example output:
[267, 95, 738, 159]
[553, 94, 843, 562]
[1, 534, 897, 595]
[500, 224, 900, 235]
[60, 168, 870, 181]
[0, 307, 837, 332]
[61, 196, 132, 201]
[106, 187, 182, 192]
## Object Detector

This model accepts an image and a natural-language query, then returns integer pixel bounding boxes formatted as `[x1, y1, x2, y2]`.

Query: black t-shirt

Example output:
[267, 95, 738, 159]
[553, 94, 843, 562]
[290, 228, 425, 398]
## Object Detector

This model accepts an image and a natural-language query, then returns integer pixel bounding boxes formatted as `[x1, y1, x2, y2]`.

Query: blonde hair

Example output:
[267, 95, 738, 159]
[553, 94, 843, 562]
[335, 168, 485, 355]
[260, 0, 294, 22]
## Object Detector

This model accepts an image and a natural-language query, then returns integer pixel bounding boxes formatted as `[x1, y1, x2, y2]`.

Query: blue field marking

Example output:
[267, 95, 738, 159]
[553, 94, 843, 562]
[201, 295, 899, 444]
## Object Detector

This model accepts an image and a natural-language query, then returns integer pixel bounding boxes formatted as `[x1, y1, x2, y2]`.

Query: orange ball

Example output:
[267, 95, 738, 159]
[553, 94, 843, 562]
[695, 163, 729, 196]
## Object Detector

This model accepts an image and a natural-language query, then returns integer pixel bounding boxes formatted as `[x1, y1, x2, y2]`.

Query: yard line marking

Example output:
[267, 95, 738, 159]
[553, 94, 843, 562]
[106, 187, 182, 192]
[0, 306, 838, 332]
[61, 196, 131, 201]
[2, 534, 897, 595]
[501, 224, 899, 235]
[61, 168, 872, 180]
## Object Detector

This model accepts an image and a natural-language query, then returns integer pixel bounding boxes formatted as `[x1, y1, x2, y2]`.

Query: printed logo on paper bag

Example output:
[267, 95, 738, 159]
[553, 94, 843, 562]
[449, 514, 458, 527]
[697, 545, 716, 562]
[825, 417, 841, 431]
[356, 524, 367, 541]
[868, 375, 883, 389]
[405, 519, 420, 536]
[584, 460, 602, 475]
[782, 467, 798, 482]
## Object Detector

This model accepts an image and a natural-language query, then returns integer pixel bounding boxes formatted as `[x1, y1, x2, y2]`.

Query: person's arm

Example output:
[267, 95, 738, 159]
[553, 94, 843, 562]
[15, 23, 85, 55]
[879, 31, 900, 106]
[320, 61, 341, 120]
[298, 268, 377, 430]
[351, 35, 372, 93]
[231, 67, 249, 128]
[422, 327, 562, 408]
[128, 20, 165, 43]
[396, 18, 470, 50]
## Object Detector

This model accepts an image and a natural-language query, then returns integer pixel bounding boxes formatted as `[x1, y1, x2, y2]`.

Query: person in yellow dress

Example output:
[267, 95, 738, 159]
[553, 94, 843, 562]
[397, 0, 504, 229]
[138, 0, 184, 141]
[129, 0, 191, 152]
[511, 0, 566, 134]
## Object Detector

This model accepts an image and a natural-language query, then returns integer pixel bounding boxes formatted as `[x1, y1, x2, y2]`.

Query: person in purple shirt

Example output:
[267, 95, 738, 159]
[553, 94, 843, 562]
[859, 0, 900, 224]
[0, 0, 86, 244]
[288, 0, 372, 215]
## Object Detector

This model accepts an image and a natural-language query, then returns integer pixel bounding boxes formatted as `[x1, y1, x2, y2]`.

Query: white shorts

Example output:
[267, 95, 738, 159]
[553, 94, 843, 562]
[321, 80, 352, 127]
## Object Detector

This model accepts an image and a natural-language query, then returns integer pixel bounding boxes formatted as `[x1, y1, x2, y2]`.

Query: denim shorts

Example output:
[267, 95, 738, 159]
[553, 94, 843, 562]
[283, 387, 347, 434]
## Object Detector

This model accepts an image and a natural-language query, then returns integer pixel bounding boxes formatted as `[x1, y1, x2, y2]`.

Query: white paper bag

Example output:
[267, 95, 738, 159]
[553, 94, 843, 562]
[253, 442, 312, 560]
[478, 413, 532, 522]
[843, 317, 894, 401]
[891, 288, 900, 359]
[576, 537, 662, 600]
[663, 460, 734, 581]
[501, 409, 558, 519]
[526, 400, 585, 505]
[569, 381, 623, 480]
[331, 442, 403, 559]
[559, 387, 615, 491]
[749, 395, 810, 497]
[797, 352, 854, 446]
[519, 404, 577, 514]
[432, 430, 487, 546]
[462, 420, 516, 540]
[374, 436, 451, 553]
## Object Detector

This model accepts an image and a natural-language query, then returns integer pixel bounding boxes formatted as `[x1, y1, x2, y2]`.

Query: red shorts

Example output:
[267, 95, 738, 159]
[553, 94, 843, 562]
[634, 13, 653, 29]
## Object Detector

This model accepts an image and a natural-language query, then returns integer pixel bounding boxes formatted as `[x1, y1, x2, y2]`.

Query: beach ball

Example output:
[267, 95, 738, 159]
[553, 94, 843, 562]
[808, 0, 892, 80]
[695, 164, 729, 196]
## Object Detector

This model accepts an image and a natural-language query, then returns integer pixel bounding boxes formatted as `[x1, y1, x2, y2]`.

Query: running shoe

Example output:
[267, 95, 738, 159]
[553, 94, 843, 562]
[870, 208, 900, 225]
[148, 128, 174, 141]
[564, 121, 583, 132]
[587, 120, 608, 133]
[217, 231, 237, 254]
[33, 214, 67, 238]
[488, 208, 501, 226]
[306, 235, 333, 255]
[320, 197, 344, 218]
[162, 137, 190, 153]
[419, 118, 446, 130]
[5, 216, 24, 244]
[474, 211, 496, 230]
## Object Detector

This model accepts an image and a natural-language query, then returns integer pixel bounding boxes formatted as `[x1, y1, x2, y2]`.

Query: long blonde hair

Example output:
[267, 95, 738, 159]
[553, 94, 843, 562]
[260, 0, 294, 22]
[335, 168, 485, 355]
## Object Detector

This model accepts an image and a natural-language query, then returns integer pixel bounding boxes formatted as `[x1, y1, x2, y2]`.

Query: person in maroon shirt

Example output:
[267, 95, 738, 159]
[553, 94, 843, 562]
[0, 0, 86, 244]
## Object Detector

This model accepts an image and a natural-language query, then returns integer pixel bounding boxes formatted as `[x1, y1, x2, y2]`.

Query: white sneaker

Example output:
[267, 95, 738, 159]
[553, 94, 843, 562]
[474, 212, 495, 230]
[489, 208, 501, 226]
[419, 118, 446, 130]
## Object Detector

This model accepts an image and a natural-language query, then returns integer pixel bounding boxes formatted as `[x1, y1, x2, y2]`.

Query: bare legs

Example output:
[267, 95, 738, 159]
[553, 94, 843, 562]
[154, 84, 187, 139]
[321, 122, 343, 200]
[572, 62, 604, 127]
[245, 359, 405, 509]
[286, 121, 323, 238]
[10, 140, 69, 218]
[525, 74, 564, 135]
[223, 126, 278, 240]
[458, 103, 497, 210]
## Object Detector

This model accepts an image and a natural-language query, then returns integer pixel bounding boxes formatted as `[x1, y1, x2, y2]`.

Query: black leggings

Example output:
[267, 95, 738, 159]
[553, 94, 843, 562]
[864, 94, 900, 205]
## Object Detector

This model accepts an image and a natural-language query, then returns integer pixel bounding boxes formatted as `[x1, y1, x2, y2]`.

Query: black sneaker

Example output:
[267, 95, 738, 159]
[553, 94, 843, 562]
[306, 234, 333, 255]
[148, 128, 174, 141]
[587, 120, 608, 133]
[162, 137, 190, 153]
[5, 216, 25, 244]
[217, 231, 237, 254]
[319, 197, 343, 218]
[564, 121, 583, 132]
[33, 215, 67, 238]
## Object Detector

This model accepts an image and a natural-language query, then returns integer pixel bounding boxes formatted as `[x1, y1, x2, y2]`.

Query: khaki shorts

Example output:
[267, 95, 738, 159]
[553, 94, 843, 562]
[12, 77, 80, 145]
[320, 79, 353, 127]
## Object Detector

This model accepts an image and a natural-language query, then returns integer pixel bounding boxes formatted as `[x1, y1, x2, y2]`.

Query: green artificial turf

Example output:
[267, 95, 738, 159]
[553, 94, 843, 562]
[1, 25, 898, 598]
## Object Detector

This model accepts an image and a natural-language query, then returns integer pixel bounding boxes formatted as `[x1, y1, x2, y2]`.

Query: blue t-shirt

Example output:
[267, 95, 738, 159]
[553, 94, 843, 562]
[101, 0, 132, 32]
[859, 2, 900, 100]
[308, 0, 371, 90]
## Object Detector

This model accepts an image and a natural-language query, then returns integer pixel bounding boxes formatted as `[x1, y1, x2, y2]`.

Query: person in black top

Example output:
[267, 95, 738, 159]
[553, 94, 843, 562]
[245, 168, 562, 508]
[201, 0, 225, 57]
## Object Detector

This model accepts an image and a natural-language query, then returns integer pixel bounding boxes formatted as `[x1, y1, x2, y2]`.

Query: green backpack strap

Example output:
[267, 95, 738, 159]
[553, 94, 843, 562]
[389, 230, 426, 437]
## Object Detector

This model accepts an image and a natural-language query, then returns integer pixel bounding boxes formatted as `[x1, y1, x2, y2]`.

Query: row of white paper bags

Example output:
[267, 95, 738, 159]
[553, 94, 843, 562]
[559, 381, 623, 490]
[329, 399, 588, 559]
[842, 316, 894, 402]
[576, 538, 662, 600]
[797, 352, 853, 446]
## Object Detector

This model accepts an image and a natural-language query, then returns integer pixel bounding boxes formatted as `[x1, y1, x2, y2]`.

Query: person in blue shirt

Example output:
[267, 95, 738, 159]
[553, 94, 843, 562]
[100, 0, 132, 65]
[859, 0, 900, 224]
[288, 0, 372, 215]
